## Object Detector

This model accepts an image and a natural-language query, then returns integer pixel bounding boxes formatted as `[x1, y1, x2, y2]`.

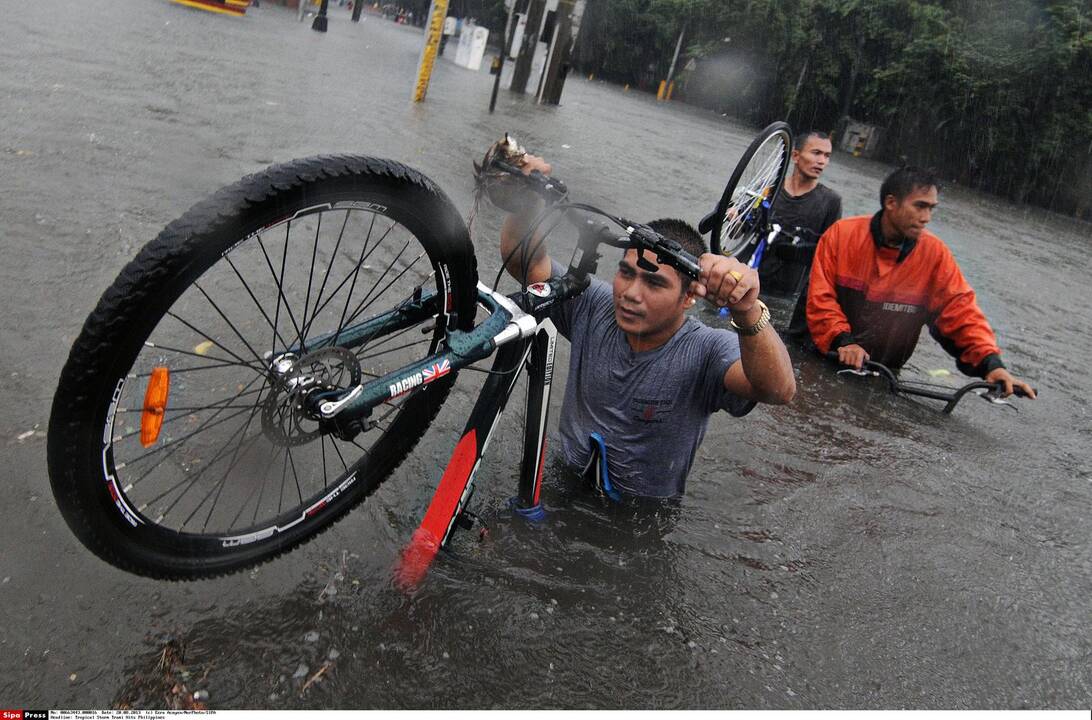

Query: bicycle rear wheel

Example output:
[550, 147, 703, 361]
[707, 122, 792, 257]
[47, 155, 478, 579]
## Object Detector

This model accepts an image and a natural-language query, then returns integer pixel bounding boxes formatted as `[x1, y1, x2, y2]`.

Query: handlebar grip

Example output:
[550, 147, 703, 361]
[528, 170, 567, 197]
[673, 249, 702, 279]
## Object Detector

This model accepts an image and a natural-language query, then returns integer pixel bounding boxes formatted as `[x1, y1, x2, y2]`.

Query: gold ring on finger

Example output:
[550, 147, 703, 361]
[729, 270, 743, 282]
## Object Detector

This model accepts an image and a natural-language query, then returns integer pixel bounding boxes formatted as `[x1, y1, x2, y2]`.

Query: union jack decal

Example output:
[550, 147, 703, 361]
[422, 359, 451, 384]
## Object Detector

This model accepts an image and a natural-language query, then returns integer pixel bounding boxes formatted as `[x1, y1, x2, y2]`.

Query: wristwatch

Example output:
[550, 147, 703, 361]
[729, 299, 771, 337]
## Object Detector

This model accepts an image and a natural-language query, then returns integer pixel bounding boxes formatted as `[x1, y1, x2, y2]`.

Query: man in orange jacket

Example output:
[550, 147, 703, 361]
[806, 166, 1035, 398]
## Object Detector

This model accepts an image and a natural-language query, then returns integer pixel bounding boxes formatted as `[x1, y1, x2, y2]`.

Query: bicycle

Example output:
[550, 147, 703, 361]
[828, 354, 1035, 414]
[47, 123, 794, 582]
[699, 121, 793, 259]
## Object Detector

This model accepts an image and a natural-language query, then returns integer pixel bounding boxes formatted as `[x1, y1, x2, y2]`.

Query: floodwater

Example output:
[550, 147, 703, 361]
[1, 0, 1089, 709]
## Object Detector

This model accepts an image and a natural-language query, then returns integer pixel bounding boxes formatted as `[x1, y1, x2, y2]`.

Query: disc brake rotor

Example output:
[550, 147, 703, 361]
[261, 347, 362, 447]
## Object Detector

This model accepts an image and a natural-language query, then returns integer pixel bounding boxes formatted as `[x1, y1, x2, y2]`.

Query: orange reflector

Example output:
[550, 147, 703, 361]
[140, 367, 171, 448]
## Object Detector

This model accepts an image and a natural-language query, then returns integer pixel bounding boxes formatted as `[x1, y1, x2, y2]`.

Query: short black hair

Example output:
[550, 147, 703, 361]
[880, 166, 942, 206]
[647, 218, 706, 295]
[794, 130, 830, 151]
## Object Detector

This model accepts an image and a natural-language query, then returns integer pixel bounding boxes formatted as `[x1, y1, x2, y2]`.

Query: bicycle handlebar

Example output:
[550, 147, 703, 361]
[825, 352, 1034, 413]
[767, 223, 819, 245]
[486, 152, 702, 282]
[489, 159, 569, 204]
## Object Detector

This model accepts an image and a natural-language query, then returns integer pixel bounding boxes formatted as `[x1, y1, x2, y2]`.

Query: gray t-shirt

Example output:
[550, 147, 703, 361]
[548, 266, 754, 497]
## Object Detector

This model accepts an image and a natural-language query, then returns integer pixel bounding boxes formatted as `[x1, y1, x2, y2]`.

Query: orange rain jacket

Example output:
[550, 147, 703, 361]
[807, 212, 1005, 377]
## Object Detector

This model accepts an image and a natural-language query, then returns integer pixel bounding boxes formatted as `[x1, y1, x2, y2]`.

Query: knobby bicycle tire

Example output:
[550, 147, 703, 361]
[47, 155, 478, 579]
[709, 122, 793, 257]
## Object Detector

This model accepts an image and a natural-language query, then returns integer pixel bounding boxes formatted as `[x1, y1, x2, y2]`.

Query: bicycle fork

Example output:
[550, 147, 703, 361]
[395, 319, 557, 590]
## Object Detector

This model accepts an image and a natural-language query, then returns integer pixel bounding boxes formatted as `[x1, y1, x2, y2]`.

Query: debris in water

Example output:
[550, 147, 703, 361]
[301, 662, 332, 694]
[328, 648, 341, 660]
[114, 637, 210, 710]
[292, 663, 309, 680]
[193, 340, 214, 355]
[304, 631, 319, 643]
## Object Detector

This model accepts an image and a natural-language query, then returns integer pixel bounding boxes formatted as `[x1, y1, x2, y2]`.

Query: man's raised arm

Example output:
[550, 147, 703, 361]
[495, 154, 553, 286]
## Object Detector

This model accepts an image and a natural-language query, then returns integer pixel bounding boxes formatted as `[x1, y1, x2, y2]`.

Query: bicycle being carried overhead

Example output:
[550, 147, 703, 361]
[47, 123, 798, 583]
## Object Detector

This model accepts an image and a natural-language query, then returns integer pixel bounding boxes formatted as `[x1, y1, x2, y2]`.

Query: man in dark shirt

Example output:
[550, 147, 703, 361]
[758, 131, 842, 338]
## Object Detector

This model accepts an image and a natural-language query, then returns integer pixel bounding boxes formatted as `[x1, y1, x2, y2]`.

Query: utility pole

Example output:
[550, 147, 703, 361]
[538, 0, 584, 105]
[311, 0, 329, 31]
[351, 0, 364, 22]
[489, 0, 520, 113]
[412, 0, 450, 102]
[661, 20, 686, 100]
[510, 0, 545, 94]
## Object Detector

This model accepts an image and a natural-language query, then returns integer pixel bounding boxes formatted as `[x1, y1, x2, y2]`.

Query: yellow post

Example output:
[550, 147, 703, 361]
[656, 80, 666, 100]
[413, 0, 450, 103]
[666, 81, 675, 100]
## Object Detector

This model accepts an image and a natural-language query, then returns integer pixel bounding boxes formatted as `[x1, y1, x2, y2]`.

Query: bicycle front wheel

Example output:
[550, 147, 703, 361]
[709, 122, 792, 257]
[48, 155, 478, 579]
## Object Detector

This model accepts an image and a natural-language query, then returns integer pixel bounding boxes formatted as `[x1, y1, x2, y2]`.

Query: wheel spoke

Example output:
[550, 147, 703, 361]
[122, 375, 264, 471]
[336, 243, 419, 342]
[356, 337, 431, 362]
[304, 209, 354, 341]
[256, 229, 308, 355]
[196, 404, 269, 532]
[331, 220, 395, 348]
[143, 340, 264, 370]
[113, 385, 267, 442]
[165, 311, 258, 369]
[299, 211, 323, 347]
[191, 282, 269, 368]
[142, 410, 265, 523]
[223, 253, 296, 355]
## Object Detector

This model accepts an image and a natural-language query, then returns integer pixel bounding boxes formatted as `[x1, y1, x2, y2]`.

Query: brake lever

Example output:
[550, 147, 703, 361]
[837, 367, 876, 378]
[974, 386, 1019, 411]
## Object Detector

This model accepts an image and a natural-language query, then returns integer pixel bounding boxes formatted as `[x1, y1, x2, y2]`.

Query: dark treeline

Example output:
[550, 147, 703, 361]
[571, 0, 1090, 219]
[390, 0, 1088, 218]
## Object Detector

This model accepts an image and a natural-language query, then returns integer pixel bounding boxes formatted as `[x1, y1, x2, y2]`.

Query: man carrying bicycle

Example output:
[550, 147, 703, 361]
[760, 131, 842, 339]
[492, 151, 797, 499]
[806, 166, 1035, 399]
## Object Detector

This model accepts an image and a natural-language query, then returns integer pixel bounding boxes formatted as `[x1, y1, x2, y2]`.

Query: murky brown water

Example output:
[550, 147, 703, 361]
[1, 0, 1089, 709]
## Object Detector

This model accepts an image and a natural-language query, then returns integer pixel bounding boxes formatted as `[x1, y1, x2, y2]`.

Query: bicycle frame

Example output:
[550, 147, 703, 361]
[396, 317, 557, 588]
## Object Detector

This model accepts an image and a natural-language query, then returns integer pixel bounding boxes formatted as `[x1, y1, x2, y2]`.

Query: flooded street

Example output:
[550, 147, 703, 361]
[1, 0, 1089, 709]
